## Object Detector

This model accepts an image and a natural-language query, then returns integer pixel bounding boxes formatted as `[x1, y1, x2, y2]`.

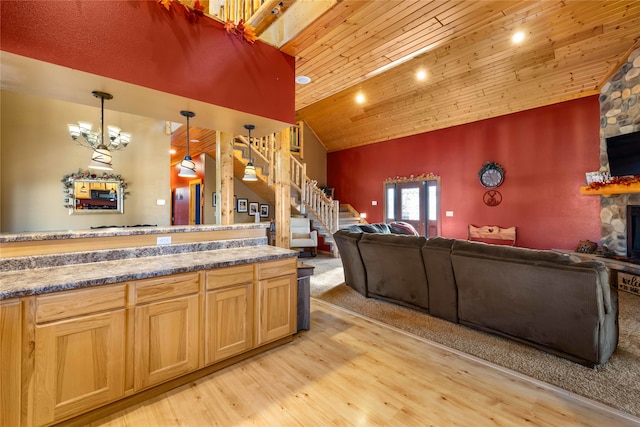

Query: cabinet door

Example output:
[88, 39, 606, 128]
[33, 310, 126, 426]
[1, 299, 22, 427]
[257, 274, 297, 345]
[205, 283, 254, 364]
[134, 294, 199, 390]
[204, 265, 255, 365]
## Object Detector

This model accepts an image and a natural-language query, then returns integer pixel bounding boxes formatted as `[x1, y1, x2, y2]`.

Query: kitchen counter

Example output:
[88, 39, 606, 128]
[0, 245, 296, 300]
[0, 223, 268, 243]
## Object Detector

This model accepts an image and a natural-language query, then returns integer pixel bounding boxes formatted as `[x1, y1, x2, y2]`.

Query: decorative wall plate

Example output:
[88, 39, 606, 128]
[483, 190, 502, 206]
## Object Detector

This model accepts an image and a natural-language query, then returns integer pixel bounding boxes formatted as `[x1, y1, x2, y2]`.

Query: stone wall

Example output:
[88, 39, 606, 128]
[599, 48, 640, 255]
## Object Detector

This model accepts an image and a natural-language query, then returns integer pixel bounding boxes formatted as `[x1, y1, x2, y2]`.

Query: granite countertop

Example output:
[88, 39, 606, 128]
[0, 245, 297, 300]
[0, 223, 269, 243]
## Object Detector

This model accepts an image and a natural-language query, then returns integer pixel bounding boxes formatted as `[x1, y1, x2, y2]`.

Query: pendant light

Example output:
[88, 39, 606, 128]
[242, 124, 258, 181]
[178, 110, 197, 178]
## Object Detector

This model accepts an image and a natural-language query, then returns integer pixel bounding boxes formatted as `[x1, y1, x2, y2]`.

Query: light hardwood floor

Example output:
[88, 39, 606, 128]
[88, 299, 640, 427]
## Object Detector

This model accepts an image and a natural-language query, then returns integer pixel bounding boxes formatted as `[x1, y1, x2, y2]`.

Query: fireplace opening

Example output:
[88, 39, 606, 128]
[627, 205, 640, 260]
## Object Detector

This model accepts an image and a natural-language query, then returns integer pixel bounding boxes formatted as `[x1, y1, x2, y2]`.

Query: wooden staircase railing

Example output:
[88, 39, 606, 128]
[235, 126, 340, 237]
[290, 155, 340, 235]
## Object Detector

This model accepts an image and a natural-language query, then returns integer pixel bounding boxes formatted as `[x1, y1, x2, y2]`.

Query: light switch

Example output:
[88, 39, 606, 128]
[446, 211, 454, 217]
[372, 200, 377, 206]
[157, 199, 166, 206]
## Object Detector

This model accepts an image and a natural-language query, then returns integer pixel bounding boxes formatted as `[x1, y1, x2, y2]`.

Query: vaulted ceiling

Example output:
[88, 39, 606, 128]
[257, 0, 640, 153]
[170, 0, 640, 160]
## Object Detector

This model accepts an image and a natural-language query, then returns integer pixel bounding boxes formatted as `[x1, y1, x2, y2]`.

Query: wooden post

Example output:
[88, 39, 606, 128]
[274, 129, 291, 248]
[216, 131, 235, 225]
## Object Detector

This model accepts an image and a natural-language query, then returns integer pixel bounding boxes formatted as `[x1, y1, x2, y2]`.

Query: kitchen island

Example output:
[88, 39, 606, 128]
[0, 224, 299, 427]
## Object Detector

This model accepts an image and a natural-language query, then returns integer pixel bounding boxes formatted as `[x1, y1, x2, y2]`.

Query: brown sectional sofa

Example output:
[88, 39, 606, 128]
[333, 229, 619, 367]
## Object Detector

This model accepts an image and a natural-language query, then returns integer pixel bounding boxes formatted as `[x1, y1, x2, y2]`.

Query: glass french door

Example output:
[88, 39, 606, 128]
[385, 179, 440, 237]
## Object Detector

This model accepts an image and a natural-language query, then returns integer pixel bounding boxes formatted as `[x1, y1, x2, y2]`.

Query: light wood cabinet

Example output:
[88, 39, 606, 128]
[134, 272, 201, 390]
[1, 299, 22, 427]
[204, 265, 255, 364]
[3, 256, 297, 426]
[31, 285, 127, 427]
[257, 258, 297, 345]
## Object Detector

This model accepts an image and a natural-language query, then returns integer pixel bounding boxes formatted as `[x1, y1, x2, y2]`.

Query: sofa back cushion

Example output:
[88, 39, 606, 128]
[291, 217, 311, 235]
[358, 233, 429, 310]
[422, 237, 458, 322]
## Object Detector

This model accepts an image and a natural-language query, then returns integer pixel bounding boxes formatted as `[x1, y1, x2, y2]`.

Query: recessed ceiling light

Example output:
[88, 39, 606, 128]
[355, 93, 365, 104]
[416, 70, 427, 81]
[512, 31, 525, 44]
[295, 75, 312, 84]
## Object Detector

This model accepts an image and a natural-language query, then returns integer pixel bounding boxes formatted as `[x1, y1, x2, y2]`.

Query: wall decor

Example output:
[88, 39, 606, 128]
[585, 171, 610, 185]
[260, 204, 269, 218]
[249, 202, 259, 216]
[384, 173, 439, 184]
[61, 169, 127, 214]
[483, 190, 502, 207]
[478, 162, 505, 188]
[237, 198, 248, 212]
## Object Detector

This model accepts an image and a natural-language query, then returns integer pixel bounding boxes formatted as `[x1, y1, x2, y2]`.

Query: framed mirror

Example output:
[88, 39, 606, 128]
[62, 170, 126, 214]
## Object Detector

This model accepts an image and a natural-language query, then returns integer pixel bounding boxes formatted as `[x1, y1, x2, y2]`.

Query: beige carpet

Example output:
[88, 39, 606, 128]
[304, 255, 640, 418]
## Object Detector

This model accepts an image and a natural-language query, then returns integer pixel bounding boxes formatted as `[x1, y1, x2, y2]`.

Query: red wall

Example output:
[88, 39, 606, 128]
[328, 96, 602, 250]
[0, 0, 295, 123]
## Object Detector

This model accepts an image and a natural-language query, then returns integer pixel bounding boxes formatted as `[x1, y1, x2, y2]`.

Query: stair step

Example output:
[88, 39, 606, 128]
[339, 217, 361, 225]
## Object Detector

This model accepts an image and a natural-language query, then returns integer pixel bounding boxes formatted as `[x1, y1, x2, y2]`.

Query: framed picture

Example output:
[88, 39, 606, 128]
[212, 192, 217, 207]
[237, 198, 248, 213]
[249, 202, 259, 216]
[260, 204, 269, 218]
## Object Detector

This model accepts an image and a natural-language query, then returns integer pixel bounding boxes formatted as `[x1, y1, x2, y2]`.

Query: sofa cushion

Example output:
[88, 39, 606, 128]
[422, 237, 458, 322]
[358, 233, 429, 311]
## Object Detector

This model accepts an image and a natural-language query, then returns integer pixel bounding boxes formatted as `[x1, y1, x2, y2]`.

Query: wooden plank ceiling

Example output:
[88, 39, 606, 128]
[176, 0, 640, 159]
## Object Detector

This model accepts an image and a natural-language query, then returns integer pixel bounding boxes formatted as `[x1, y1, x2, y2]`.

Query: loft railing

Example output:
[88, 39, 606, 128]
[212, 0, 281, 26]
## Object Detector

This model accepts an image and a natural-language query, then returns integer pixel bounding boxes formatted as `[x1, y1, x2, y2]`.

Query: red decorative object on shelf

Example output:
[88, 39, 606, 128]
[587, 175, 640, 190]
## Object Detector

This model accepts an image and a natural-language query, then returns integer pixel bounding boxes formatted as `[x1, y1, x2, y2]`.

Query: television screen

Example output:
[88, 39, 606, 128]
[606, 130, 640, 177]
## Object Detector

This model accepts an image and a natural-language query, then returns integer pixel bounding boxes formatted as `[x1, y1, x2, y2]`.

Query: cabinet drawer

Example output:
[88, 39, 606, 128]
[206, 264, 254, 290]
[36, 284, 126, 323]
[135, 272, 200, 305]
[258, 257, 296, 280]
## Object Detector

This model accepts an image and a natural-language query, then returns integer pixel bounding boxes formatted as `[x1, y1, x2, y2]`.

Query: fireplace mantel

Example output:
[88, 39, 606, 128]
[580, 183, 640, 196]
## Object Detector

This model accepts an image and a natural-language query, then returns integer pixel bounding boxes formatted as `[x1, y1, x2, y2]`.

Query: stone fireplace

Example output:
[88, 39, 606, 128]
[598, 48, 640, 255]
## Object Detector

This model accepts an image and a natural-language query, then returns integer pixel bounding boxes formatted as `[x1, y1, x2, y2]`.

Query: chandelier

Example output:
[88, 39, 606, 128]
[67, 91, 131, 170]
